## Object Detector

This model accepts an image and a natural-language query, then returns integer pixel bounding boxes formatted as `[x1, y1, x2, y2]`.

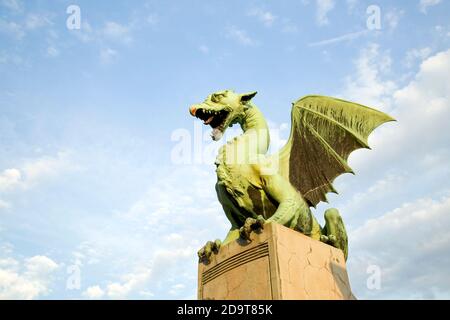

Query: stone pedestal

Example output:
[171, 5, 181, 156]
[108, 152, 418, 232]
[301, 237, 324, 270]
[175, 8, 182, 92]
[198, 222, 355, 300]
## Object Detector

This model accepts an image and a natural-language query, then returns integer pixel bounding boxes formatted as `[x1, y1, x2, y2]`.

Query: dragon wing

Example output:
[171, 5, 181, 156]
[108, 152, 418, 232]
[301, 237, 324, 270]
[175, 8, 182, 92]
[273, 95, 394, 207]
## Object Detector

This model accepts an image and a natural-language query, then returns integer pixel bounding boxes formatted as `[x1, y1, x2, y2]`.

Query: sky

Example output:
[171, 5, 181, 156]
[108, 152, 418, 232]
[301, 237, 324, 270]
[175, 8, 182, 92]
[0, 0, 449, 300]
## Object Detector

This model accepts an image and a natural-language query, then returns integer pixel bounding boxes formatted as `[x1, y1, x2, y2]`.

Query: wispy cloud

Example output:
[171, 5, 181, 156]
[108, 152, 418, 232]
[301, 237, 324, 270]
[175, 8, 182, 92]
[70, 20, 133, 45]
[340, 43, 396, 108]
[226, 26, 258, 46]
[99, 47, 118, 65]
[384, 8, 404, 30]
[350, 194, 450, 298]
[0, 0, 23, 13]
[46, 45, 59, 58]
[334, 47, 450, 298]
[1, 1, 448, 300]
[316, 0, 335, 26]
[308, 29, 369, 47]
[419, 0, 442, 13]
[64, 164, 227, 299]
[69, 20, 132, 64]
[71, 21, 94, 43]
[0, 151, 79, 193]
[24, 13, 52, 30]
[404, 47, 432, 67]
[0, 18, 25, 39]
[101, 21, 132, 44]
[279, 17, 299, 34]
[0, 12, 53, 41]
[248, 8, 276, 27]
[0, 50, 25, 65]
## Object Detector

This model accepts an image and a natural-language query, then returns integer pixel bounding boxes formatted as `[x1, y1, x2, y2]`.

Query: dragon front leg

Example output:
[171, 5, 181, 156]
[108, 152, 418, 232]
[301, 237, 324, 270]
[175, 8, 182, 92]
[260, 172, 322, 240]
[238, 215, 265, 241]
[197, 239, 222, 264]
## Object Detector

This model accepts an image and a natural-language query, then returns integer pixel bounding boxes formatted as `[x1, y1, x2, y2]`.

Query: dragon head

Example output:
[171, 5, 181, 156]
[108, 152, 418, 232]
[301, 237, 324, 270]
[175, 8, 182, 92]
[189, 90, 257, 141]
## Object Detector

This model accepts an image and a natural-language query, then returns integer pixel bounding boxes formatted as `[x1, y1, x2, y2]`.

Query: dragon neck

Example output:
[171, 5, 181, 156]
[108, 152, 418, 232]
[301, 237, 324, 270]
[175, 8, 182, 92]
[238, 105, 270, 154]
[215, 105, 269, 190]
[216, 104, 270, 167]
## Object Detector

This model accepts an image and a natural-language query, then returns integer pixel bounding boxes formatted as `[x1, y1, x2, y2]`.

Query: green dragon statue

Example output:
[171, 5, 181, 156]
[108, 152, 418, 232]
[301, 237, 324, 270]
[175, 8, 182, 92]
[189, 90, 394, 263]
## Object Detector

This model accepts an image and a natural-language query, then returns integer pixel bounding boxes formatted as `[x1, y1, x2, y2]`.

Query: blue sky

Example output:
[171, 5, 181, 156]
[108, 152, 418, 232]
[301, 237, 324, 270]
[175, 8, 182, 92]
[1, 0, 449, 299]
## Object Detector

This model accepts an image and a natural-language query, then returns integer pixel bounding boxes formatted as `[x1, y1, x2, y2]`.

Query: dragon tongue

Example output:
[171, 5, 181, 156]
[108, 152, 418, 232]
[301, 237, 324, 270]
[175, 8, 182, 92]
[204, 115, 214, 125]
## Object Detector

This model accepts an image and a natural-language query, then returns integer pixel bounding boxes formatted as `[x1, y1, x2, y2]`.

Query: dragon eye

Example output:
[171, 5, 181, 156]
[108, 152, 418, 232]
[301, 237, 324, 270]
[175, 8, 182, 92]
[211, 94, 221, 103]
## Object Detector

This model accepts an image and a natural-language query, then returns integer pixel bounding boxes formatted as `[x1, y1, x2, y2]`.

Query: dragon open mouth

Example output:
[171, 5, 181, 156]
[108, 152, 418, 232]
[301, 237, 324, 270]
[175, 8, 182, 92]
[193, 108, 230, 140]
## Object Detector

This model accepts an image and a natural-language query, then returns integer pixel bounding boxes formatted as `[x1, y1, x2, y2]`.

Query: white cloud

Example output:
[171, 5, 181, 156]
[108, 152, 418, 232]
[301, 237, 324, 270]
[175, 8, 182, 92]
[25, 256, 58, 276]
[0, 255, 58, 299]
[337, 46, 450, 181]
[309, 29, 369, 47]
[389, 49, 449, 145]
[120, 166, 226, 229]
[341, 43, 397, 108]
[46, 46, 59, 58]
[0, 151, 79, 211]
[100, 48, 118, 65]
[101, 21, 132, 44]
[67, 165, 227, 299]
[0, 0, 23, 13]
[71, 20, 132, 61]
[169, 283, 186, 296]
[0, 18, 25, 39]
[106, 267, 152, 299]
[71, 20, 133, 46]
[316, 0, 335, 26]
[404, 47, 432, 68]
[72, 21, 94, 43]
[0, 51, 25, 65]
[83, 285, 105, 299]
[349, 194, 450, 298]
[165, 233, 183, 244]
[248, 8, 276, 27]
[331, 47, 450, 298]
[419, 0, 442, 13]
[21, 151, 78, 187]
[0, 168, 21, 191]
[384, 8, 404, 30]
[226, 26, 257, 46]
[71, 242, 103, 267]
[434, 25, 450, 39]
[340, 174, 406, 219]
[0, 12, 52, 41]
[24, 13, 52, 30]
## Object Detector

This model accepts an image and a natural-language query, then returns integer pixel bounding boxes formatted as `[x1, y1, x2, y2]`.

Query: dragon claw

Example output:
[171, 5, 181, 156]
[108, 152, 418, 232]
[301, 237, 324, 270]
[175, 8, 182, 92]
[320, 234, 337, 245]
[256, 215, 265, 226]
[328, 234, 337, 243]
[239, 216, 265, 241]
[198, 239, 222, 263]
